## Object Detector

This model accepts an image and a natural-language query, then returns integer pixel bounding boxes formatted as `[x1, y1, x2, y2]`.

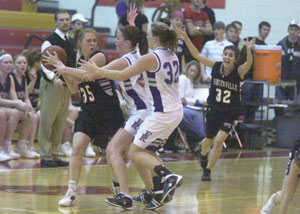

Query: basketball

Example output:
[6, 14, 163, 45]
[42, 45, 67, 70]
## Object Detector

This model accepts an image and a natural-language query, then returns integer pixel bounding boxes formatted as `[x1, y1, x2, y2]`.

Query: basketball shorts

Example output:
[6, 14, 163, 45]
[123, 109, 151, 136]
[74, 109, 124, 143]
[205, 108, 238, 138]
[133, 108, 183, 152]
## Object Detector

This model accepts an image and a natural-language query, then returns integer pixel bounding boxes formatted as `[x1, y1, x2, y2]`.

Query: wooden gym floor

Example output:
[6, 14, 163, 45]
[0, 148, 299, 214]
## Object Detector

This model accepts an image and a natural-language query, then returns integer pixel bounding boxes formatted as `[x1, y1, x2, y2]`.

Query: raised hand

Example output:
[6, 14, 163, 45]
[77, 59, 99, 75]
[174, 25, 188, 41]
[246, 37, 256, 49]
[127, 3, 138, 26]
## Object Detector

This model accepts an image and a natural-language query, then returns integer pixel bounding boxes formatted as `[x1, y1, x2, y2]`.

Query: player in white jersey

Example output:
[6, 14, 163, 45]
[80, 21, 184, 210]
[46, 22, 151, 209]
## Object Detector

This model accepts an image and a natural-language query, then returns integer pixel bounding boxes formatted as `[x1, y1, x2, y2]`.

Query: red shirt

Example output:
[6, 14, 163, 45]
[184, 6, 209, 51]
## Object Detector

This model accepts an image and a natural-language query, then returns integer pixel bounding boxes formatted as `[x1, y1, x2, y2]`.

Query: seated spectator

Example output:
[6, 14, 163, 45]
[0, 109, 13, 162]
[22, 49, 42, 110]
[0, 52, 35, 159]
[12, 54, 40, 158]
[178, 60, 207, 151]
[201, 21, 233, 79]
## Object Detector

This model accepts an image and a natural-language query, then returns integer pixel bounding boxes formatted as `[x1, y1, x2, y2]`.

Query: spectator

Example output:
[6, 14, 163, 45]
[119, 0, 148, 33]
[184, 0, 213, 54]
[232, 20, 243, 37]
[69, 13, 88, 39]
[151, 0, 181, 25]
[276, 20, 300, 107]
[0, 52, 34, 160]
[242, 21, 271, 123]
[12, 54, 39, 158]
[39, 10, 76, 167]
[0, 109, 13, 162]
[22, 49, 42, 110]
[201, 21, 233, 79]
[169, 10, 192, 73]
[201, 0, 216, 44]
[178, 60, 206, 150]
[116, 0, 128, 20]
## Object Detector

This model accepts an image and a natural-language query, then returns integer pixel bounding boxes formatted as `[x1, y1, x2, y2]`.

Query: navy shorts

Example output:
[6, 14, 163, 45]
[205, 108, 238, 139]
[74, 109, 124, 144]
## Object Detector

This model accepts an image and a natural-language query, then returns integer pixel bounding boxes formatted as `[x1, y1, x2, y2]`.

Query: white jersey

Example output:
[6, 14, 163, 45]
[145, 48, 183, 113]
[119, 50, 151, 116]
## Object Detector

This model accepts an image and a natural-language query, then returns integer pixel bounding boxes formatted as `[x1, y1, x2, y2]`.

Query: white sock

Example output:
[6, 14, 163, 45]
[68, 180, 77, 191]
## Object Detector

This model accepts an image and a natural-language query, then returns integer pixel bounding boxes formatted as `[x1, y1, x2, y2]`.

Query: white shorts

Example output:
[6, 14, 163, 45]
[123, 109, 151, 136]
[133, 108, 183, 152]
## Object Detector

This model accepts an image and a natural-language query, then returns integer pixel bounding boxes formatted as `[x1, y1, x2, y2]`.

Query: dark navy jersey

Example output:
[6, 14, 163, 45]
[77, 50, 120, 112]
[0, 74, 11, 99]
[25, 70, 41, 101]
[207, 61, 242, 112]
[10, 72, 26, 101]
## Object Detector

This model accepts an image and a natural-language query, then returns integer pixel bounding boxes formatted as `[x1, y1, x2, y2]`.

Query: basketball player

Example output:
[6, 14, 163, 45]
[79, 21, 184, 210]
[43, 28, 124, 207]
[176, 27, 255, 181]
[12, 54, 40, 158]
[261, 140, 300, 214]
[0, 52, 34, 160]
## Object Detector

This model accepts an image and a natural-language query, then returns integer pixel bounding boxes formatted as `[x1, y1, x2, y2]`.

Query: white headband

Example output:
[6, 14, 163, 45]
[0, 53, 12, 61]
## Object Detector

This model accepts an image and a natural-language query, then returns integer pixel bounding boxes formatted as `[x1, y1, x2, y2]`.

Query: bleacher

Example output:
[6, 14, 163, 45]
[0, 0, 118, 62]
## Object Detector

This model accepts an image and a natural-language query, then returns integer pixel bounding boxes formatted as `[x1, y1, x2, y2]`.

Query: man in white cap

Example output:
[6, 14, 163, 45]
[69, 13, 88, 38]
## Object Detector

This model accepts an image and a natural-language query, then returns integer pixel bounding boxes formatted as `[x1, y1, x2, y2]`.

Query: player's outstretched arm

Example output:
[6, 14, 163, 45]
[238, 37, 256, 79]
[175, 26, 215, 68]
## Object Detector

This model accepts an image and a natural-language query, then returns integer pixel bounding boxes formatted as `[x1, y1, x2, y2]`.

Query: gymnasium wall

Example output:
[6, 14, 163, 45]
[58, 0, 300, 45]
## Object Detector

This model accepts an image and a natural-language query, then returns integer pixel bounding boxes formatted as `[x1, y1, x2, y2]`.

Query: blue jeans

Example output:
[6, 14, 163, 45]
[179, 107, 205, 142]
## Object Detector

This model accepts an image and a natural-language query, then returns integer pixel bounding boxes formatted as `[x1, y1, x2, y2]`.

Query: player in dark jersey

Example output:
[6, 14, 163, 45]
[176, 27, 255, 181]
[0, 52, 34, 160]
[12, 54, 39, 158]
[43, 28, 124, 207]
[261, 140, 300, 214]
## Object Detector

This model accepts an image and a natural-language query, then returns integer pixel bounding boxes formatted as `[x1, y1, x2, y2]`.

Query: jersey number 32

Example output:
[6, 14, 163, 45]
[216, 88, 231, 103]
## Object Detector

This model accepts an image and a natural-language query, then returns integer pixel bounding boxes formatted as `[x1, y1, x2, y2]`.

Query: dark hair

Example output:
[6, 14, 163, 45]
[225, 23, 238, 32]
[151, 21, 177, 54]
[54, 10, 70, 21]
[224, 45, 240, 59]
[74, 28, 98, 55]
[231, 20, 242, 27]
[22, 49, 41, 68]
[119, 25, 149, 55]
[258, 21, 271, 30]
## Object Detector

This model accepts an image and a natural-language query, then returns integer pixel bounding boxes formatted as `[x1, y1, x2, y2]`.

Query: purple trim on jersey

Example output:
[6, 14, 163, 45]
[147, 71, 164, 112]
[145, 145, 159, 152]
[124, 56, 132, 65]
[126, 89, 147, 110]
[152, 52, 161, 73]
